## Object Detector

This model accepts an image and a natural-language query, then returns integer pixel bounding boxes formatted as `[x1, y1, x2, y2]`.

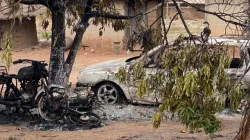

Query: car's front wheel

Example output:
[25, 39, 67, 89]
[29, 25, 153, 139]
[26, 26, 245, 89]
[96, 83, 119, 104]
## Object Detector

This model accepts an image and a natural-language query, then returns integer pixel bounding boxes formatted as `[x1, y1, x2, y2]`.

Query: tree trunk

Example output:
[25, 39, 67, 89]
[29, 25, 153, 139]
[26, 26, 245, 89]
[48, 0, 93, 86]
[237, 0, 250, 139]
[64, 24, 88, 82]
[49, 8, 67, 85]
[237, 109, 250, 140]
[64, 0, 94, 84]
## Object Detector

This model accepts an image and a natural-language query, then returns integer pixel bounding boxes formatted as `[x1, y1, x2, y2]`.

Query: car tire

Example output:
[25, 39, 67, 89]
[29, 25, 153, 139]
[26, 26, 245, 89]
[96, 82, 120, 104]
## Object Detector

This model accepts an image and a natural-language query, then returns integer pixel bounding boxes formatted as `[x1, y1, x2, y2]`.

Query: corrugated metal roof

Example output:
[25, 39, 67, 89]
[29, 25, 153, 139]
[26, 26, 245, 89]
[0, 1, 45, 20]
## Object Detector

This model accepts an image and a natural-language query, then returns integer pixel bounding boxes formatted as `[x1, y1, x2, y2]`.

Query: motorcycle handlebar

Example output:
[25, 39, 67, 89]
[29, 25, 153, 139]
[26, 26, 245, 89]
[13, 59, 48, 66]
[12, 59, 22, 64]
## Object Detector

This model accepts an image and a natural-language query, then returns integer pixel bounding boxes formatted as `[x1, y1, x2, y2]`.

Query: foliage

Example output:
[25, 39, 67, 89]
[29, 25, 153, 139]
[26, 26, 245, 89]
[41, 31, 51, 41]
[116, 39, 245, 137]
[8, 137, 17, 140]
[0, 0, 22, 67]
[127, 27, 163, 53]
[67, 0, 132, 35]
[2, 32, 13, 69]
[2, 0, 249, 138]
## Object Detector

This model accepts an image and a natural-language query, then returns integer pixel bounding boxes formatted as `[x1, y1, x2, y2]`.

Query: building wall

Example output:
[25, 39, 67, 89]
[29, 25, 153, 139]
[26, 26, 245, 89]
[66, 0, 126, 48]
[205, 0, 247, 37]
[66, 1, 205, 49]
[65, 1, 164, 49]
[167, 5, 205, 20]
[147, 1, 161, 28]
[0, 17, 38, 49]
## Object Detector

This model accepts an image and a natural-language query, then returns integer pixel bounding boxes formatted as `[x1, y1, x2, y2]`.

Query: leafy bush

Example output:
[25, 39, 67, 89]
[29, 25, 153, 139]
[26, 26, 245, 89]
[116, 40, 245, 138]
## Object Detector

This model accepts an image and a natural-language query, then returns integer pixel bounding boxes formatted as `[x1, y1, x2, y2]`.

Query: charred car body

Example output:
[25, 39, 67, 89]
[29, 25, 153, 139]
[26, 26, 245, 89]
[76, 37, 250, 105]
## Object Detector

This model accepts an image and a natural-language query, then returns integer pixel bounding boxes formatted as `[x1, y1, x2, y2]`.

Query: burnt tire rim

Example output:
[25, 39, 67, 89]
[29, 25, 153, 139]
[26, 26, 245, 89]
[68, 112, 101, 127]
[38, 94, 68, 122]
[97, 84, 118, 104]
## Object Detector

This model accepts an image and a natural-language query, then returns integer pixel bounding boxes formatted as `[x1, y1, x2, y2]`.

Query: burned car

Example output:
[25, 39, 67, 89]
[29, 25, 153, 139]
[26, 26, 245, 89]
[76, 37, 250, 104]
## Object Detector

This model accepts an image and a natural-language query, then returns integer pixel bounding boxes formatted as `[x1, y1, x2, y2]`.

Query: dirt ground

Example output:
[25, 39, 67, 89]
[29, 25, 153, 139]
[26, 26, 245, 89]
[0, 45, 140, 84]
[0, 116, 242, 140]
[0, 47, 244, 140]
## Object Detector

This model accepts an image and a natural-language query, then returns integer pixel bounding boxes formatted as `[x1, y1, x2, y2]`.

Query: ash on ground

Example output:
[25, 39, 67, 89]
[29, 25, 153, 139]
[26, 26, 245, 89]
[0, 104, 159, 131]
[27, 104, 159, 131]
[96, 104, 158, 121]
[0, 104, 243, 131]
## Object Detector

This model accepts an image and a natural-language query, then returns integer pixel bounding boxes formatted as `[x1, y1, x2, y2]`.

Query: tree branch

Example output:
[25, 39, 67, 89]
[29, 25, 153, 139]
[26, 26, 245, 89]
[20, 0, 51, 6]
[166, 13, 179, 35]
[172, 0, 192, 36]
[65, 0, 93, 76]
[89, 2, 163, 20]
[180, 0, 247, 28]
[66, 0, 87, 7]
[90, 12, 134, 20]
[161, 0, 167, 44]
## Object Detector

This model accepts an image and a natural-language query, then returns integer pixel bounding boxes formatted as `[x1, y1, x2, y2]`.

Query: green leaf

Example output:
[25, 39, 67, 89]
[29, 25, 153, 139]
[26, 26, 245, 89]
[153, 112, 162, 130]
[209, 132, 215, 139]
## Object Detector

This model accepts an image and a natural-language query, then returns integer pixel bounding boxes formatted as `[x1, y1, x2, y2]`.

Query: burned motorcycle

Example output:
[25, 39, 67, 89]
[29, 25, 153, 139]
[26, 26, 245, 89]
[37, 84, 101, 127]
[0, 59, 48, 114]
[67, 87, 101, 127]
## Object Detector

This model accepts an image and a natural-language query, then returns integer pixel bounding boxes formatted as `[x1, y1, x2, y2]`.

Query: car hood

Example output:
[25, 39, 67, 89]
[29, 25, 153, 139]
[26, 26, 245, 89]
[81, 58, 130, 72]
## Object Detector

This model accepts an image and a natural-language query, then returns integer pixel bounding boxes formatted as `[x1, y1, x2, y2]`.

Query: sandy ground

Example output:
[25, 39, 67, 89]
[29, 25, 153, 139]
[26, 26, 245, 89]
[0, 47, 244, 140]
[0, 116, 242, 140]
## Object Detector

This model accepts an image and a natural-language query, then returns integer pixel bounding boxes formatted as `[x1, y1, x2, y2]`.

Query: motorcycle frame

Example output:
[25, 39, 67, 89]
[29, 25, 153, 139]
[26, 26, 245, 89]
[0, 60, 49, 110]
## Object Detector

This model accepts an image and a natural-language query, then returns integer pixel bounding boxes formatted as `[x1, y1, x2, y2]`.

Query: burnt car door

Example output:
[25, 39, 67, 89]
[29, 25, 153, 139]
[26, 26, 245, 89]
[127, 50, 164, 104]
[226, 44, 250, 89]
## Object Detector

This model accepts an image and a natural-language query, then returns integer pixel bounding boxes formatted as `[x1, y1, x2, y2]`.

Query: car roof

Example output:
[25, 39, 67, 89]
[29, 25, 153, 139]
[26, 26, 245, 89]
[146, 37, 249, 56]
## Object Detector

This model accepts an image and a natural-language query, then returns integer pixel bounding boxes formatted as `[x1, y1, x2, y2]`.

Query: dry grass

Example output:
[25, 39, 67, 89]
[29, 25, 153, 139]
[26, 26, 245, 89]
[165, 19, 204, 42]
[36, 15, 52, 40]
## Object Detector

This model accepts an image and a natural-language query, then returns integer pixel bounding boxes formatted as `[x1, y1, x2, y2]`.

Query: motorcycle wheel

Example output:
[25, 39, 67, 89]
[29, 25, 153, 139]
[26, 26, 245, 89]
[38, 93, 68, 122]
[4, 88, 20, 115]
[68, 112, 101, 127]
